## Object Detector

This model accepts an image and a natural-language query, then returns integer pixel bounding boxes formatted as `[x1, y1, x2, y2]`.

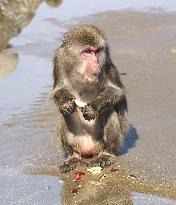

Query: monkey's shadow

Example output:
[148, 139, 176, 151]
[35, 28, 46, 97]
[117, 124, 139, 155]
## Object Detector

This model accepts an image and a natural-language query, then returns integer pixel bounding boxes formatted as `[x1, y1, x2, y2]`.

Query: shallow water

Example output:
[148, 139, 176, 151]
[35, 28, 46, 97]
[0, 0, 176, 204]
[1, 0, 176, 122]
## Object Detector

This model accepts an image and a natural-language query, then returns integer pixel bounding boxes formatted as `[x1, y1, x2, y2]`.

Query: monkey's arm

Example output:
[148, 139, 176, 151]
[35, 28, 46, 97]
[51, 87, 77, 115]
[91, 86, 124, 110]
[81, 86, 124, 120]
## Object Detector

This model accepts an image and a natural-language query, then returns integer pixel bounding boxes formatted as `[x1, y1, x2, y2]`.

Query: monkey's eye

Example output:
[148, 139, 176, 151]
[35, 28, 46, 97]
[81, 48, 96, 59]
[96, 47, 104, 53]
[84, 49, 94, 54]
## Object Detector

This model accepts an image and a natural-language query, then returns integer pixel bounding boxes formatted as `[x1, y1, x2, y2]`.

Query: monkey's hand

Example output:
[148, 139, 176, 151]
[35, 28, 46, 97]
[81, 104, 98, 121]
[59, 100, 77, 115]
[51, 88, 77, 115]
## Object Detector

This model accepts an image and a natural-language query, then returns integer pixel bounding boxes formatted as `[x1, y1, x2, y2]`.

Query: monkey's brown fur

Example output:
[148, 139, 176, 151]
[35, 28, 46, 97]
[51, 25, 128, 173]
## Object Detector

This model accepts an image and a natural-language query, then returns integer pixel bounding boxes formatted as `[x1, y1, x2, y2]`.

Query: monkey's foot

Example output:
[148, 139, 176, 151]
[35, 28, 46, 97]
[60, 158, 88, 174]
[90, 154, 117, 168]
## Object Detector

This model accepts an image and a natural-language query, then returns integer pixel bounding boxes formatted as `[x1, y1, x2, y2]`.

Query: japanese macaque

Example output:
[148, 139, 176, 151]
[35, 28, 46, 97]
[51, 24, 128, 173]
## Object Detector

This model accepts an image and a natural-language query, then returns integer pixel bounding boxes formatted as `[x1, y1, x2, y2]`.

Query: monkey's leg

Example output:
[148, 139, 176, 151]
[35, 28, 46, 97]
[91, 111, 123, 168]
[59, 140, 87, 173]
[58, 114, 88, 173]
[58, 130, 82, 173]
[90, 152, 117, 168]
[59, 153, 88, 174]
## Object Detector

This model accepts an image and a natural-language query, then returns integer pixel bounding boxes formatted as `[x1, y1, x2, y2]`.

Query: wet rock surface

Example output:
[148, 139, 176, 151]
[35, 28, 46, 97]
[0, 0, 41, 51]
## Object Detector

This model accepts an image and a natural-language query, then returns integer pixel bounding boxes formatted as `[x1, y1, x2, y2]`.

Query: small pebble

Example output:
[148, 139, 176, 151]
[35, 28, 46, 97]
[46, 185, 51, 190]
[71, 185, 83, 194]
[100, 174, 107, 181]
[71, 188, 79, 194]
[127, 174, 137, 179]
[90, 181, 103, 186]
[111, 167, 119, 173]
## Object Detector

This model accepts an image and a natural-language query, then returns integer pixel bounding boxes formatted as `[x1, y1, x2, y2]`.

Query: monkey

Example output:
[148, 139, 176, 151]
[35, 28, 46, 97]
[51, 24, 128, 173]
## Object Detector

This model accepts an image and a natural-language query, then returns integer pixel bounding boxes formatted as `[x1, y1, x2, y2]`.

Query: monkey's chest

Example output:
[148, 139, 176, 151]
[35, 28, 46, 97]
[70, 100, 100, 156]
[71, 107, 96, 135]
[75, 99, 87, 108]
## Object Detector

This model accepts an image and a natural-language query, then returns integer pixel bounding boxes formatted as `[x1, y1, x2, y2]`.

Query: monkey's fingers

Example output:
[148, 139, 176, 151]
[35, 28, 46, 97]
[59, 105, 74, 115]
[91, 154, 117, 168]
[59, 107, 71, 115]
[79, 107, 91, 120]
[83, 110, 97, 120]
[60, 157, 87, 173]
[67, 100, 77, 113]
[59, 100, 77, 115]
[60, 163, 74, 173]
[83, 113, 97, 121]
[71, 100, 77, 111]
[80, 105, 97, 120]
[67, 105, 75, 113]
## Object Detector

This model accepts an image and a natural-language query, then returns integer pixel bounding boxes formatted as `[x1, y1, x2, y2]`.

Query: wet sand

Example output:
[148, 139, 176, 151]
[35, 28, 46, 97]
[46, 8, 176, 202]
[0, 1, 176, 204]
[78, 11, 176, 186]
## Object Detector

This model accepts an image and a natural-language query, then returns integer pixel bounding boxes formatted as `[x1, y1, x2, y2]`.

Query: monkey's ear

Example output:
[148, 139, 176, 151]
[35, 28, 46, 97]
[105, 55, 125, 89]
[53, 52, 62, 88]
[104, 51, 113, 73]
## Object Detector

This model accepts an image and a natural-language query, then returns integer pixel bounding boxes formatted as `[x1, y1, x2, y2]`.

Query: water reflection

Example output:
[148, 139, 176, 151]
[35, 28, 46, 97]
[46, 0, 62, 7]
[0, 51, 18, 79]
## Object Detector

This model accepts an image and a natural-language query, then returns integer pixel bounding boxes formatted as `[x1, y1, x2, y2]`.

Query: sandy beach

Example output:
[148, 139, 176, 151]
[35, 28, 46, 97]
[0, 0, 176, 204]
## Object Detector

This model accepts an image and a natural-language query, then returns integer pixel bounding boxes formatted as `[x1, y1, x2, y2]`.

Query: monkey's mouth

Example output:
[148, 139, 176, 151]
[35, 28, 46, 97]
[86, 70, 100, 78]
[85, 74, 99, 83]
[90, 73, 99, 78]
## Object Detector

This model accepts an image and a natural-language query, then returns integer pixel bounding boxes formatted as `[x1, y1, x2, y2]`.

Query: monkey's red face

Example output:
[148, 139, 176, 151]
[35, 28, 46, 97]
[81, 46, 105, 77]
